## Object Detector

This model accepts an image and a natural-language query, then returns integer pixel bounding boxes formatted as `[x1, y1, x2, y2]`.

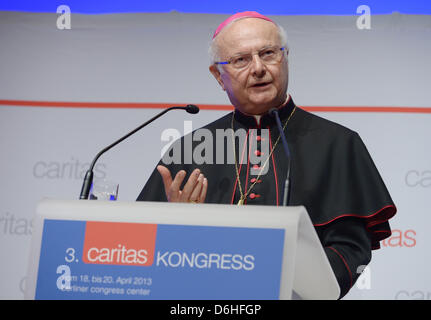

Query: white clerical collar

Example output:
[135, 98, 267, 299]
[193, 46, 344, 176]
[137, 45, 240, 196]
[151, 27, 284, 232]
[253, 115, 262, 126]
[253, 94, 290, 127]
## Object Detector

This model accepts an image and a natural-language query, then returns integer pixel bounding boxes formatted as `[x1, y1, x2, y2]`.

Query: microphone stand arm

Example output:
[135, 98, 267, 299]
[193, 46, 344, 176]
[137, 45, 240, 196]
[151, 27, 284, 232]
[271, 110, 291, 206]
[79, 106, 186, 200]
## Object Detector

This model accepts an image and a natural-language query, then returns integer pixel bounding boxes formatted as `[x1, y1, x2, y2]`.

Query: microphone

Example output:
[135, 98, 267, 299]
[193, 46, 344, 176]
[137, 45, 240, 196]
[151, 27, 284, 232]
[269, 107, 291, 206]
[79, 104, 200, 200]
[185, 104, 199, 114]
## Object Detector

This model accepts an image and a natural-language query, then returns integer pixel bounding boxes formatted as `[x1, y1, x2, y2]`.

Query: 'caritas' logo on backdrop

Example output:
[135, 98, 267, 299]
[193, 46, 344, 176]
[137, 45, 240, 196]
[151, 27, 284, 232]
[381, 229, 416, 248]
[82, 222, 157, 266]
[405, 170, 431, 187]
[32, 157, 106, 180]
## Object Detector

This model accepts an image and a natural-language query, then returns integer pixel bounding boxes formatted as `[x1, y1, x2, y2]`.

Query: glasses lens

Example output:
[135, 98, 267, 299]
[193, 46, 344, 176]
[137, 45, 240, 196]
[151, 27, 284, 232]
[231, 54, 251, 69]
[259, 47, 283, 64]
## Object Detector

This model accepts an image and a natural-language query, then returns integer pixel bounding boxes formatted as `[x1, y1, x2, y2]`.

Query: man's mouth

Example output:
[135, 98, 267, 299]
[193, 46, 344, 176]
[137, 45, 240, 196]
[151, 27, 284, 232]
[251, 82, 271, 88]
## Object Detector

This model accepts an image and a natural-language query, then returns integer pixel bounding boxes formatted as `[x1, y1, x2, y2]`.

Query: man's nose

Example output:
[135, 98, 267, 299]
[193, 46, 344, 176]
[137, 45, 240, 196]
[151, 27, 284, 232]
[250, 54, 266, 77]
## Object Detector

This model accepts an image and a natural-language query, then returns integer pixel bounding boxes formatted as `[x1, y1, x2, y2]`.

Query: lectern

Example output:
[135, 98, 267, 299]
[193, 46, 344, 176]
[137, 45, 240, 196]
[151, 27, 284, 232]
[25, 199, 340, 300]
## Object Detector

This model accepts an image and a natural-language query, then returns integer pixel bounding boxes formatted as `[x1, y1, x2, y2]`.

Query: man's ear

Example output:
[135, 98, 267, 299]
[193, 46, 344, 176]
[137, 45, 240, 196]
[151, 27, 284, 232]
[209, 64, 225, 91]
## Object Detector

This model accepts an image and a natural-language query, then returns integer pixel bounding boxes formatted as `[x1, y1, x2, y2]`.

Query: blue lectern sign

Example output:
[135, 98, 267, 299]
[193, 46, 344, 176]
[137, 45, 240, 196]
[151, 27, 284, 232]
[35, 219, 285, 299]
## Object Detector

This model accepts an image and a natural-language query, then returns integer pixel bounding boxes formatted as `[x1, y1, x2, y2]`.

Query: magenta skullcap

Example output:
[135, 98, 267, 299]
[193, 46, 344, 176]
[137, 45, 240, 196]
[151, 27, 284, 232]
[212, 11, 276, 39]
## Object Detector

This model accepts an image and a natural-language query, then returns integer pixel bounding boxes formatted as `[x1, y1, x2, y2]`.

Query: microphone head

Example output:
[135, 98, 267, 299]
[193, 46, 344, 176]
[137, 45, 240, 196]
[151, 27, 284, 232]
[268, 108, 278, 117]
[185, 104, 200, 114]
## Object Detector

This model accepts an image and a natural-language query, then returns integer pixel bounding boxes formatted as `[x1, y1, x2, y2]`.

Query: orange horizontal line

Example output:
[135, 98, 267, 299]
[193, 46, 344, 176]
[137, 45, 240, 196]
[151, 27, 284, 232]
[1, 99, 431, 113]
[303, 106, 431, 113]
[0, 99, 234, 111]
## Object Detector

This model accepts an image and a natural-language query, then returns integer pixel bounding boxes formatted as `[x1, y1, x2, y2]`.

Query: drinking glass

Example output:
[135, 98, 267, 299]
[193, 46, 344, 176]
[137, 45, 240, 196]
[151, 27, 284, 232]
[89, 179, 119, 201]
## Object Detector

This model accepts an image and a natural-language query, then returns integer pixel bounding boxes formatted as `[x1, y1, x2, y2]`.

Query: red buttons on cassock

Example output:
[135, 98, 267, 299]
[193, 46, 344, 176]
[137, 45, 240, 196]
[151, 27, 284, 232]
[256, 136, 261, 141]
[252, 164, 260, 170]
[249, 193, 260, 199]
[250, 178, 262, 183]
[254, 150, 263, 156]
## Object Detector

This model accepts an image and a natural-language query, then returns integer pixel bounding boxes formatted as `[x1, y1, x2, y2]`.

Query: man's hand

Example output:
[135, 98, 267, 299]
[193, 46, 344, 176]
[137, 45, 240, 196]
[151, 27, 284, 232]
[157, 165, 208, 203]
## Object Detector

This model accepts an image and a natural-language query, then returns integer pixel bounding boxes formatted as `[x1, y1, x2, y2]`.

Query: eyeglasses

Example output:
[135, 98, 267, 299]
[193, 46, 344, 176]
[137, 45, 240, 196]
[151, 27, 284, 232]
[215, 46, 286, 70]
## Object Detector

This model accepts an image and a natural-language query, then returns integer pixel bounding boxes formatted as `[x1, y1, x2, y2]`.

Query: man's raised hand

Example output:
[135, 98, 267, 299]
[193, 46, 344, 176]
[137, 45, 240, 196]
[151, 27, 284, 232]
[157, 165, 208, 203]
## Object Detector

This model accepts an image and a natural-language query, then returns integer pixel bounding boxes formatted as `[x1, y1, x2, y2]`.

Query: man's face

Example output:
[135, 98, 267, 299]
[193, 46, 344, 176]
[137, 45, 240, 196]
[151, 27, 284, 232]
[210, 18, 289, 115]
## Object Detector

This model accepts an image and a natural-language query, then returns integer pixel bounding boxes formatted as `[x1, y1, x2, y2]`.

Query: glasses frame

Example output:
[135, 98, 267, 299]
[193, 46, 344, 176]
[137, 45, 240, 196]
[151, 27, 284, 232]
[215, 46, 286, 69]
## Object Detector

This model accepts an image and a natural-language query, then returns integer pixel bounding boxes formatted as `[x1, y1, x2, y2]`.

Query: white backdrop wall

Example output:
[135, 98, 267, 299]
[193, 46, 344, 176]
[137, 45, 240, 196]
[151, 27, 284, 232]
[0, 11, 430, 299]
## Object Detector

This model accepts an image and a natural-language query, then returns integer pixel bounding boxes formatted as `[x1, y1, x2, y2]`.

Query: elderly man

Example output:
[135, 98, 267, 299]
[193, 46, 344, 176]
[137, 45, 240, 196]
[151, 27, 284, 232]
[137, 12, 396, 299]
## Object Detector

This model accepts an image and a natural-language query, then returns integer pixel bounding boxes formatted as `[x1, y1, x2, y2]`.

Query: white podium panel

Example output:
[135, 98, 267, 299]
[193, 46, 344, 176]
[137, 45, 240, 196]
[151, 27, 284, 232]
[25, 199, 339, 300]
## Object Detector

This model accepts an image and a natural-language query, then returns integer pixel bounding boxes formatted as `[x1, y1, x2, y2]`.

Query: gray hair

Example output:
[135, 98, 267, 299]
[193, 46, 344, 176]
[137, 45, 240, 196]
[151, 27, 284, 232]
[208, 21, 289, 66]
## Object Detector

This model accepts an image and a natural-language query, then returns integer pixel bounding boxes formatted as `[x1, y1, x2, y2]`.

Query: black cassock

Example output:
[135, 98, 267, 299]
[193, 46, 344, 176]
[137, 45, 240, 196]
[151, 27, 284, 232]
[137, 97, 397, 298]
